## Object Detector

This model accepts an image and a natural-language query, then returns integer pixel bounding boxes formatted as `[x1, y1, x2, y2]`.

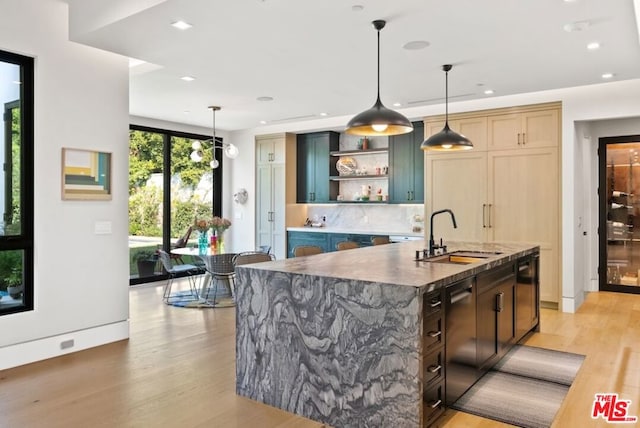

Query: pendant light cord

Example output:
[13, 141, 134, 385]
[377, 27, 381, 102]
[445, 69, 449, 122]
[212, 107, 217, 161]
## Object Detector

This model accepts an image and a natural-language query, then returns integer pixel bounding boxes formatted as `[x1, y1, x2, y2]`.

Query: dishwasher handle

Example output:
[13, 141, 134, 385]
[450, 286, 473, 305]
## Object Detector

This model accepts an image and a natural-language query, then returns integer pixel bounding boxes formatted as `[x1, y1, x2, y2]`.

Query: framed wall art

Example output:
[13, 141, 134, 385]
[61, 148, 112, 200]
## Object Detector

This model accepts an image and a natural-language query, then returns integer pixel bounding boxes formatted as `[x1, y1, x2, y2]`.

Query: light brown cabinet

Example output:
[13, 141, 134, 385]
[424, 102, 561, 305]
[487, 108, 559, 149]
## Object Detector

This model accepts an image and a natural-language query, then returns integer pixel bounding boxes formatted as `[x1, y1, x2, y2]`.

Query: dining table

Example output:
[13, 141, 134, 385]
[170, 247, 237, 306]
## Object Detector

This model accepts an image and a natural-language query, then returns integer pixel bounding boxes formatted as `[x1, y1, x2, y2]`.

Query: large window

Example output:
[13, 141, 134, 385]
[129, 126, 222, 284]
[0, 50, 34, 315]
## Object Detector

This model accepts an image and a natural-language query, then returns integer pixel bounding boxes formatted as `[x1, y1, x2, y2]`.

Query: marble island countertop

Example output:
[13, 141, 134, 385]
[241, 239, 539, 292]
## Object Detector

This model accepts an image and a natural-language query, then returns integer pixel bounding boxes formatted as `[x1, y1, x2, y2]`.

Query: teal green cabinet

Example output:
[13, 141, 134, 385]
[288, 231, 388, 257]
[287, 231, 329, 257]
[389, 121, 424, 203]
[296, 132, 339, 203]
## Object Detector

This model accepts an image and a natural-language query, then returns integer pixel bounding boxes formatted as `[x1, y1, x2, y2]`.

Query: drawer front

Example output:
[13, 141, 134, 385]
[423, 347, 444, 387]
[424, 290, 443, 318]
[423, 380, 445, 426]
[423, 316, 444, 352]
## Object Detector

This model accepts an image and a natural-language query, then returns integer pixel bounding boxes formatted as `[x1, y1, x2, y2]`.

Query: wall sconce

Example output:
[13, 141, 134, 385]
[189, 106, 239, 168]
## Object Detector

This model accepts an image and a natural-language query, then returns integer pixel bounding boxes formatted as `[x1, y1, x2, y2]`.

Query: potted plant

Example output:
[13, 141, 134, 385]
[133, 250, 158, 277]
[6, 267, 23, 299]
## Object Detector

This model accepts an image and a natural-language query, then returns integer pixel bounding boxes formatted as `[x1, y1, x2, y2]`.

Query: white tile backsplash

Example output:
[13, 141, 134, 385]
[306, 204, 424, 234]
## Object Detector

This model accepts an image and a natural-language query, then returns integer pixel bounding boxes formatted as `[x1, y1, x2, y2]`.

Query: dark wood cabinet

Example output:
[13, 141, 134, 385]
[296, 132, 339, 203]
[476, 262, 516, 371]
[389, 121, 424, 203]
[515, 254, 540, 341]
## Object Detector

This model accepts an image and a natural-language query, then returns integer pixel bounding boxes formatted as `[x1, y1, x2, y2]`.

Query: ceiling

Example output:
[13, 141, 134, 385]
[64, 0, 640, 132]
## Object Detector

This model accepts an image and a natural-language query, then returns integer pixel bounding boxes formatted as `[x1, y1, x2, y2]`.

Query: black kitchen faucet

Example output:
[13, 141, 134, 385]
[429, 209, 458, 256]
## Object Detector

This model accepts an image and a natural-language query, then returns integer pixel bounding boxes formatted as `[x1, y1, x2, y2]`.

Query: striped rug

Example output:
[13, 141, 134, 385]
[452, 345, 585, 428]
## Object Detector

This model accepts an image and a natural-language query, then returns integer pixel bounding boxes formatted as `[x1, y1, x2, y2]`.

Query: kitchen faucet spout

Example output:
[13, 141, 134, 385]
[429, 209, 458, 256]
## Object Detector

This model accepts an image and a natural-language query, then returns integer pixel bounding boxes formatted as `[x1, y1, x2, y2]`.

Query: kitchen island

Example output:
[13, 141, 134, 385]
[235, 240, 539, 427]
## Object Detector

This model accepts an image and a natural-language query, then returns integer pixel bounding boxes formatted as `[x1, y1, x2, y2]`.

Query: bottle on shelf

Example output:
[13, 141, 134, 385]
[612, 191, 629, 197]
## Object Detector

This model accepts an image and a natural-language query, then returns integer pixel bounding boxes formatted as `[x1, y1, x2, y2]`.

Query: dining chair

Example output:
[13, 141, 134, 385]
[169, 226, 193, 264]
[293, 245, 324, 257]
[203, 253, 237, 304]
[157, 250, 200, 304]
[336, 241, 359, 251]
[233, 251, 275, 266]
[371, 236, 390, 245]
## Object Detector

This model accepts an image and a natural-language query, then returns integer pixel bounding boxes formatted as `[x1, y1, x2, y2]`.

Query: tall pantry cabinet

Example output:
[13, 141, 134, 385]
[425, 102, 561, 306]
[256, 133, 296, 260]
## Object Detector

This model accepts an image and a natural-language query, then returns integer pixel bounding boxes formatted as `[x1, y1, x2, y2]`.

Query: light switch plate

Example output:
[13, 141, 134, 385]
[94, 221, 112, 235]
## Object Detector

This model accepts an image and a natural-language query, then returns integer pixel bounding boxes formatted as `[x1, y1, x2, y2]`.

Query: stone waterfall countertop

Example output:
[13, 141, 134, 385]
[240, 240, 539, 292]
[286, 226, 424, 237]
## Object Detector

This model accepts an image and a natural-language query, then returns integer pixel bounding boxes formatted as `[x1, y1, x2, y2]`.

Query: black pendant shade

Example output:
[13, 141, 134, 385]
[421, 64, 473, 151]
[345, 20, 413, 136]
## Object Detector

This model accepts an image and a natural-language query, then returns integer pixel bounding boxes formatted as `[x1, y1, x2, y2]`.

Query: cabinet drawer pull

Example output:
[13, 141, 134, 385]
[427, 364, 442, 373]
[427, 330, 442, 338]
[496, 291, 504, 312]
[429, 399, 442, 409]
[430, 300, 442, 308]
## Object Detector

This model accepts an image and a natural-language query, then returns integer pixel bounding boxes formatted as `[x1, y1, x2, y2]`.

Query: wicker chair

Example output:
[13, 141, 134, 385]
[336, 241, 359, 251]
[233, 251, 275, 266]
[371, 236, 390, 245]
[293, 245, 324, 257]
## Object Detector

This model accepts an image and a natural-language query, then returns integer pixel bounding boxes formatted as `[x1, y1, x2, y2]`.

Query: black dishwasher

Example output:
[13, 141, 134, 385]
[445, 277, 478, 405]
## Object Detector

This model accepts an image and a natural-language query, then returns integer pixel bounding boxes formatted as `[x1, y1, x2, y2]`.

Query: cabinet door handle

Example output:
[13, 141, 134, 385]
[427, 330, 442, 338]
[488, 204, 493, 228]
[522, 132, 526, 145]
[496, 291, 504, 312]
[427, 364, 442, 374]
[517, 133, 521, 145]
[407, 191, 411, 201]
[429, 399, 442, 409]
[482, 204, 487, 228]
[430, 300, 442, 308]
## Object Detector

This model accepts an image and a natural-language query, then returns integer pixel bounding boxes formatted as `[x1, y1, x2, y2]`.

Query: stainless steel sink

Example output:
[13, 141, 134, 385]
[426, 250, 502, 265]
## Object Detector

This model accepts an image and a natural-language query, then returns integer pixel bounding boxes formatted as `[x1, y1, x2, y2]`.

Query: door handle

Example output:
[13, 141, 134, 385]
[407, 191, 411, 201]
[427, 330, 442, 338]
[488, 204, 493, 228]
[517, 133, 521, 145]
[427, 364, 442, 374]
[522, 132, 526, 145]
[482, 204, 487, 228]
[496, 291, 504, 312]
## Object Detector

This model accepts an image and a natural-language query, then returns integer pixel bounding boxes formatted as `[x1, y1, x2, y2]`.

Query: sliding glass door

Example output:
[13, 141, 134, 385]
[129, 126, 222, 284]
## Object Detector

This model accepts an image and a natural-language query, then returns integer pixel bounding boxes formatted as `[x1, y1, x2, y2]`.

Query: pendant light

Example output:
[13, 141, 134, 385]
[345, 20, 413, 136]
[421, 65, 473, 151]
[190, 106, 239, 168]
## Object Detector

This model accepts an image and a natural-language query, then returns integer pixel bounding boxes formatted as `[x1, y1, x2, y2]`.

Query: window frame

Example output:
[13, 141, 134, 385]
[0, 49, 34, 315]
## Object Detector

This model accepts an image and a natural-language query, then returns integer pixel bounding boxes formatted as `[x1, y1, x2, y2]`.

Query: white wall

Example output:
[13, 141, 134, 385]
[0, 0, 130, 369]
[228, 79, 640, 313]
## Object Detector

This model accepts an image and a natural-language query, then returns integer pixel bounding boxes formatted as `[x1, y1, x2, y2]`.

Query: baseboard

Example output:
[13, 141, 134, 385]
[560, 292, 586, 313]
[0, 320, 129, 371]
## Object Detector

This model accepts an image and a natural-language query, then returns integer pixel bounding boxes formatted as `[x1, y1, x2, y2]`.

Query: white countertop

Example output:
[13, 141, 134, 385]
[286, 226, 424, 237]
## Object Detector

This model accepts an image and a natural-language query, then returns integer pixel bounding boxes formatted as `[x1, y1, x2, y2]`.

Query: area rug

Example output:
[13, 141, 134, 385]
[452, 345, 585, 428]
[167, 286, 235, 308]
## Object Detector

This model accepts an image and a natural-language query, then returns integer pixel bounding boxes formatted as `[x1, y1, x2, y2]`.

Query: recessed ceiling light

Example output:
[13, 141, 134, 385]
[352, 5, 364, 12]
[602, 73, 614, 79]
[587, 42, 600, 50]
[319, 112, 328, 117]
[484, 89, 494, 95]
[403, 40, 430, 50]
[259, 120, 267, 125]
[183, 110, 190, 114]
[181, 76, 195, 81]
[171, 21, 192, 30]
[257, 96, 274, 102]
[563, 20, 590, 32]
[393, 102, 402, 107]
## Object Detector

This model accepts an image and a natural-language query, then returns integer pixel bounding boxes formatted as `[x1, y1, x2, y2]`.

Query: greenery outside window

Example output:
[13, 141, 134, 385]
[129, 125, 222, 284]
[0, 50, 34, 315]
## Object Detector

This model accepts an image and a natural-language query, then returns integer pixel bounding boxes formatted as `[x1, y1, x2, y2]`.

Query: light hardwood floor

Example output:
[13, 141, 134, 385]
[0, 282, 638, 428]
